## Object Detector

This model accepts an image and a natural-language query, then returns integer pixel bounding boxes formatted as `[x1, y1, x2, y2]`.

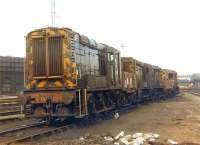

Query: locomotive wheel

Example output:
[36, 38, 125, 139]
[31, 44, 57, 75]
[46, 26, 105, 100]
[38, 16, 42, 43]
[57, 106, 70, 116]
[96, 93, 104, 111]
[103, 92, 113, 108]
[122, 92, 128, 105]
[88, 93, 104, 114]
[88, 94, 96, 114]
[34, 107, 46, 117]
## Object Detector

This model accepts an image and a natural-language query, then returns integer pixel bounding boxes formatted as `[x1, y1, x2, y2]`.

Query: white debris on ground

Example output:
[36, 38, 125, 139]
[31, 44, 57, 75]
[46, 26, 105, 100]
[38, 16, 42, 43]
[104, 136, 114, 142]
[114, 112, 120, 119]
[77, 131, 179, 145]
[114, 131, 124, 140]
[23, 132, 200, 145]
[167, 139, 178, 145]
[25, 131, 198, 145]
[79, 137, 85, 142]
[110, 131, 161, 145]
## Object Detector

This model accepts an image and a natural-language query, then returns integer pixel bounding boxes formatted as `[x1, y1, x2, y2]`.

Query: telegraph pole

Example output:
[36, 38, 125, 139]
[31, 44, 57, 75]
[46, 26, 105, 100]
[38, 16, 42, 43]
[121, 43, 125, 57]
[50, 0, 56, 27]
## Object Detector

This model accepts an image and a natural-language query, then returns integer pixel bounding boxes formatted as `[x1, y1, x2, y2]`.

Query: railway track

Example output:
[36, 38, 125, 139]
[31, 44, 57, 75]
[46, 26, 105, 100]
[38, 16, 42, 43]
[0, 120, 46, 136]
[189, 92, 200, 97]
[0, 93, 180, 145]
[0, 120, 50, 145]
[1, 124, 73, 145]
[181, 88, 200, 96]
[0, 104, 147, 144]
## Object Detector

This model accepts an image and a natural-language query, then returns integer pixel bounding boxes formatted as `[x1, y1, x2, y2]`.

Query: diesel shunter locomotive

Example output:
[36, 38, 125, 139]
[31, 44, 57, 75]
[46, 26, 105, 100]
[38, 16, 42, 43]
[24, 27, 178, 123]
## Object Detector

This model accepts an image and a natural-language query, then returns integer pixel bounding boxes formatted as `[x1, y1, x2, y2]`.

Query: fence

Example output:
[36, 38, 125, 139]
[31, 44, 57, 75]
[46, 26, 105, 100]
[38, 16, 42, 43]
[0, 95, 24, 120]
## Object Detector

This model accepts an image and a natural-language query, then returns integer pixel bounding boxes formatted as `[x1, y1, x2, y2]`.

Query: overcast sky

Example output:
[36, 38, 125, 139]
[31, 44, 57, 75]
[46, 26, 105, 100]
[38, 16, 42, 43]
[0, 0, 199, 75]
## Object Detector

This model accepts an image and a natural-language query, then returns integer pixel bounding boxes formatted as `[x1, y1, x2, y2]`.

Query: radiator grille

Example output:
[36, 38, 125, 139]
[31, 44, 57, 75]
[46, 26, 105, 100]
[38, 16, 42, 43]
[32, 38, 46, 76]
[48, 37, 63, 76]
[32, 37, 63, 77]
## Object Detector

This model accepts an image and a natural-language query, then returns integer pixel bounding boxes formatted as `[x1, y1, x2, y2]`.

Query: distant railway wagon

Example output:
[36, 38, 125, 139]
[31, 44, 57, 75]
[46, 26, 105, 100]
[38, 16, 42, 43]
[160, 69, 178, 93]
[0, 56, 24, 95]
[121, 57, 137, 91]
[24, 27, 178, 124]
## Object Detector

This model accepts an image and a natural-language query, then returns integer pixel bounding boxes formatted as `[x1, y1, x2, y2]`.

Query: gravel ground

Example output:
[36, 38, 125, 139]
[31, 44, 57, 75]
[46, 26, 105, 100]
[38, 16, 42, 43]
[5, 92, 200, 144]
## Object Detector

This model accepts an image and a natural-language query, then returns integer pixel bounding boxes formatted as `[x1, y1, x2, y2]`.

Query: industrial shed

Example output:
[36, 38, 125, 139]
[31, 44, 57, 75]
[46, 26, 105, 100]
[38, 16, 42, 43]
[191, 73, 200, 88]
[0, 56, 24, 95]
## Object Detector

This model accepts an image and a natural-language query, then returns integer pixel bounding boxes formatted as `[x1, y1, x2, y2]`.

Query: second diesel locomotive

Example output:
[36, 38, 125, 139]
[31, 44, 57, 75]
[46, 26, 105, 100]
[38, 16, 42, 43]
[24, 27, 178, 123]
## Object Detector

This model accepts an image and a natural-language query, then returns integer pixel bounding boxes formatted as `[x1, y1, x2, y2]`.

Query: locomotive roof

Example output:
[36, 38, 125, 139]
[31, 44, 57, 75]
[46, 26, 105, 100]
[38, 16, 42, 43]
[136, 59, 144, 67]
[162, 69, 177, 74]
[27, 27, 120, 53]
[26, 27, 176, 74]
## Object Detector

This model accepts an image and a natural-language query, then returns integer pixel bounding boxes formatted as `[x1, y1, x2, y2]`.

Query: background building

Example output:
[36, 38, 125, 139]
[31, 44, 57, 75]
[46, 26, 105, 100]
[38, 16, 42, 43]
[177, 75, 192, 89]
[191, 73, 200, 88]
[0, 56, 24, 95]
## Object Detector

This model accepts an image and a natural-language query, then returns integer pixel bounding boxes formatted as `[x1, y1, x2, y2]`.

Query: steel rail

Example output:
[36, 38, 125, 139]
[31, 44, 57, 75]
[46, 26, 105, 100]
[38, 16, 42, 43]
[3, 125, 73, 145]
[0, 121, 46, 136]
